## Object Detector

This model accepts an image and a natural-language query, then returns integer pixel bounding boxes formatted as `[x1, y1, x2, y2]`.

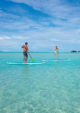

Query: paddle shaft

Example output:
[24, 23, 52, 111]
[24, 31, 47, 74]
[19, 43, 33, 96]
[28, 52, 33, 59]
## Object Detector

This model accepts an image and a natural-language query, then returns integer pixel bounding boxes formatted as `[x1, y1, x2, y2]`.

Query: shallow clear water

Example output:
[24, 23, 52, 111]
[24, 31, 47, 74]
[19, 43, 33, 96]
[0, 52, 80, 113]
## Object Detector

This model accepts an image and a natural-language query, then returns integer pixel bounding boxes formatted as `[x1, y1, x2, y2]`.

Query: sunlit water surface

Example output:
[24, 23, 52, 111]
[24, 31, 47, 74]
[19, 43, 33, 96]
[0, 52, 80, 113]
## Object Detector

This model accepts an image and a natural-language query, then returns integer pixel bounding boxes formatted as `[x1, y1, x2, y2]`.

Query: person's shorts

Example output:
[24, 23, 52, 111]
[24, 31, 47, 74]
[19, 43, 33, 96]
[23, 52, 28, 58]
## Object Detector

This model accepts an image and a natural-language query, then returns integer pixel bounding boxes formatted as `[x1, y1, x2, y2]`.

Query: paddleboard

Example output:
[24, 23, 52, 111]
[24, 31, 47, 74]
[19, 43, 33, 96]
[7, 63, 42, 65]
[42, 60, 71, 62]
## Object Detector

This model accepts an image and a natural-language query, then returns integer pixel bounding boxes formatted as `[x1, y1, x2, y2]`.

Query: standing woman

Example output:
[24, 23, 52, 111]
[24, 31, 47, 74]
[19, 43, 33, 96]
[55, 46, 58, 60]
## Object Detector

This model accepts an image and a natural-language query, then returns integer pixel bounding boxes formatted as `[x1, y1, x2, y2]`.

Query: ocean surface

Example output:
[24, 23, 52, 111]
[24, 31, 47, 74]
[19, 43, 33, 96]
[0, 52, 80, 113]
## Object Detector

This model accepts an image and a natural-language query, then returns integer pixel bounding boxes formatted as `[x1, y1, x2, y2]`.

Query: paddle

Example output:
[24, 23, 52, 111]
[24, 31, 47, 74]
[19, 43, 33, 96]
[28, 52, 34, 62]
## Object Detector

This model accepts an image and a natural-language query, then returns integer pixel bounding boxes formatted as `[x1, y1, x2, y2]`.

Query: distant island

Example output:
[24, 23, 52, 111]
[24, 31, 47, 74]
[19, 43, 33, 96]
[71, 50, 80, 53]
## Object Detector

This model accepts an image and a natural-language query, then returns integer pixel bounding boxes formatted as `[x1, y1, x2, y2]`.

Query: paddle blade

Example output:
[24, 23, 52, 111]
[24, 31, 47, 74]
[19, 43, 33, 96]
[32, 59, 34, 62]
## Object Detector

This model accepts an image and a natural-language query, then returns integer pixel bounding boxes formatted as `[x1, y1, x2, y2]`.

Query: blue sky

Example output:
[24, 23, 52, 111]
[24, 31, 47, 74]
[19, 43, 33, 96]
[0, 0, 80, 52]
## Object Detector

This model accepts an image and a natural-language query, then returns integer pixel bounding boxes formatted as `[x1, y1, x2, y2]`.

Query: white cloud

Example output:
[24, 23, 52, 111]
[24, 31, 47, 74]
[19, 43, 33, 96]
[0, 10, 19, 19]
[10, 0, 80, 18]
[8, 0, 80, 30]
[0, 36, 11, 40]
[0, 0, 80, 51]
[0, 9, 50, 30]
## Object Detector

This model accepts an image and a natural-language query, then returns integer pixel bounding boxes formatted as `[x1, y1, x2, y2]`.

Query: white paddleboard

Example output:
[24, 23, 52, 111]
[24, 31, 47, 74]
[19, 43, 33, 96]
[7, 63, 42, 65]
[42, 60, 70, 62]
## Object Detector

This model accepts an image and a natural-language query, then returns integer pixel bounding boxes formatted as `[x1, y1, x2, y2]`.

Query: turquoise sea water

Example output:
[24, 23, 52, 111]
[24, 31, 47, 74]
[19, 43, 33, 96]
[0, 52, 80, 113]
